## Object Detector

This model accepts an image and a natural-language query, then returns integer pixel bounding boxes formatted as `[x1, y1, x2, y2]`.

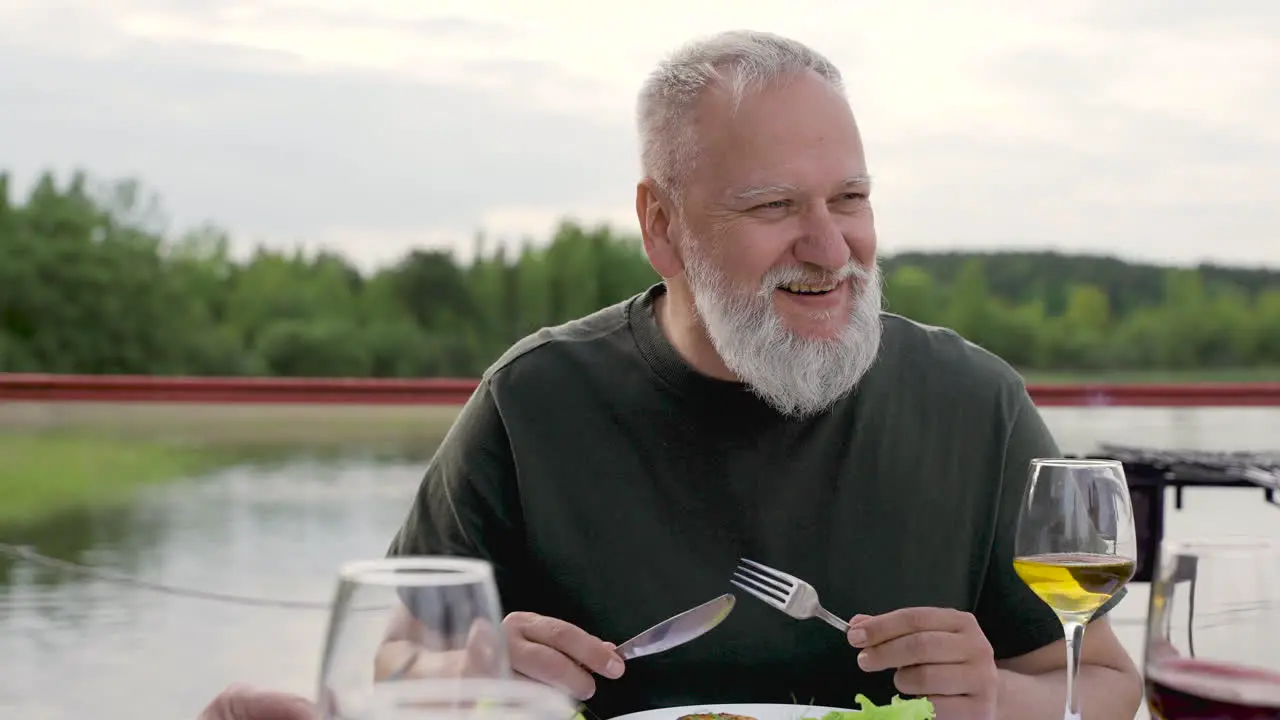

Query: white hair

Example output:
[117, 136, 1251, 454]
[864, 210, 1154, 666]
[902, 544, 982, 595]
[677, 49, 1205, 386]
[636, 30, 846, 196]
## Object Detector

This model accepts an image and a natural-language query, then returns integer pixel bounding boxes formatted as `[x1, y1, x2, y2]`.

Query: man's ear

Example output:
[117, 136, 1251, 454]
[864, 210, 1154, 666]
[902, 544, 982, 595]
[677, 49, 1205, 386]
[636, 178, 682, 279]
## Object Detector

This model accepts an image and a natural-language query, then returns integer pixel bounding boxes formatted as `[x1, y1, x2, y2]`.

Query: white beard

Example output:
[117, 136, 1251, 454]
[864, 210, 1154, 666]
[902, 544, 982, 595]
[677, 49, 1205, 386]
[682, 238, 884, 418]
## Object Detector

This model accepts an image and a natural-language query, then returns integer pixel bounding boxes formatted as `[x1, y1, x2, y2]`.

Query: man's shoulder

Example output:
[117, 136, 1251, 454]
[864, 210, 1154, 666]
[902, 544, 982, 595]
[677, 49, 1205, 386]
[876, 311, 1030, 404]
[481, 292, 640, 384]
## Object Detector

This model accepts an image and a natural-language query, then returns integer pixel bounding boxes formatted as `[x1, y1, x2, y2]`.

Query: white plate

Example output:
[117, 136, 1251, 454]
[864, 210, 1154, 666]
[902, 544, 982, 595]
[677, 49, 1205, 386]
[608, 703, 858, 720]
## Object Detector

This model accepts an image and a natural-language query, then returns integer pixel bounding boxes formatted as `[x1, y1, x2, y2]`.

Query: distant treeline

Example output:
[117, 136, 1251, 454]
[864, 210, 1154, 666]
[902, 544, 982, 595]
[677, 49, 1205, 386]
[2, 170, 1278, 378]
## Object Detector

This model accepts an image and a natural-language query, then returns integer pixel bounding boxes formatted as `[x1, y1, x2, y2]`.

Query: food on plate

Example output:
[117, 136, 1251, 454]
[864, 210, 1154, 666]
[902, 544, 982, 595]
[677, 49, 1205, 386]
[803, 694, 935, 720]
[676, 714, 759, 720]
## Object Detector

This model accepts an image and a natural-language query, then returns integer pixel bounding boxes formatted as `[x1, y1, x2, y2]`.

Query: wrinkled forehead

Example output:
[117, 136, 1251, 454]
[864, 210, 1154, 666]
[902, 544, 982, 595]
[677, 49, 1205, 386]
[685, 70, 867, 205]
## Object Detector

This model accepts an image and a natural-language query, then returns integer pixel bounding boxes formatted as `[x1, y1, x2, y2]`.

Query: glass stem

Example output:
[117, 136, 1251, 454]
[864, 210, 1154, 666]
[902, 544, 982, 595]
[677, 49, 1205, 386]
[1062, 619, 1087, 720]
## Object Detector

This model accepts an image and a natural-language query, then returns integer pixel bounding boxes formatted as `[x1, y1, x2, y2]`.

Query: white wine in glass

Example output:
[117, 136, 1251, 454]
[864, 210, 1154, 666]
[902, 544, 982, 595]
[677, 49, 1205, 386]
[1013, 458, 1137, 720]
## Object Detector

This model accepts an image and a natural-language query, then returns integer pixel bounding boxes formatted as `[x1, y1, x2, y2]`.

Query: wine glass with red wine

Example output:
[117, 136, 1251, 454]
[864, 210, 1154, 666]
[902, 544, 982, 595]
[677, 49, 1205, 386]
[1144, 538, 1280, 720]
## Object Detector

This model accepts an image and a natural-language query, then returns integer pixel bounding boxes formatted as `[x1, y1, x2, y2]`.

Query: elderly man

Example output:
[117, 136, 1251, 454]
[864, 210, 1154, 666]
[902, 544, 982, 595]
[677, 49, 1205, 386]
[202, 29, 1143, 720]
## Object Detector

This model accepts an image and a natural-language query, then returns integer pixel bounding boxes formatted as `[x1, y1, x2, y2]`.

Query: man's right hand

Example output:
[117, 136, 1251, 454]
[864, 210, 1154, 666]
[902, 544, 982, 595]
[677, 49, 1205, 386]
[502, 611, 625, 700]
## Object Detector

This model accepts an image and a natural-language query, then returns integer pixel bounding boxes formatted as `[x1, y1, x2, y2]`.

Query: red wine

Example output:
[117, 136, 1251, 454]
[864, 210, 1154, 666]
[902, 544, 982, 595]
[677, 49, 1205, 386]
[1147, 657, 1280, 719]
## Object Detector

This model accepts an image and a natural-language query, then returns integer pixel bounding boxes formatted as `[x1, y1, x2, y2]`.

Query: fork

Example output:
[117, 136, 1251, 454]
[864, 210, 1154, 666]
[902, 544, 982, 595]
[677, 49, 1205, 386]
[730, 558, 850, 632]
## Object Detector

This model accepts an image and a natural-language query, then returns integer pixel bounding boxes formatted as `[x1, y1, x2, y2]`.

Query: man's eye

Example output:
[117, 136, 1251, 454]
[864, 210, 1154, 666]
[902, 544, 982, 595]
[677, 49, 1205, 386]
[833, 193, 870, 208]
[753, 200, 789, 210]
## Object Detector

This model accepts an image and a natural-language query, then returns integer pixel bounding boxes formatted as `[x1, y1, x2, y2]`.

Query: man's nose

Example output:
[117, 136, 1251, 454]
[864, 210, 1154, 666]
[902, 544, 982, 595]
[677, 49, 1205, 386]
[794, 206, 851, 270]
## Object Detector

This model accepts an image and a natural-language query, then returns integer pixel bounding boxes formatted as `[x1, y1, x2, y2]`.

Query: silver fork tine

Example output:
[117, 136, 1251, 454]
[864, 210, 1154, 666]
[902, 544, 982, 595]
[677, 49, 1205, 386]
[741, 558, 789, 580]
[733, 565, 790, 594]
[730, 575, 784, 609]
[733, 557, 850, 632]
[730, 568, 789, 606]
[739, 559, 794, 591]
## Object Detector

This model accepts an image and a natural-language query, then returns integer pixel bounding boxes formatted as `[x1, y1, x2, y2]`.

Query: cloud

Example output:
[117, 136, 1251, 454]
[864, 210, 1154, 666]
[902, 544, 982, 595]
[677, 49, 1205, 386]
[996, 4, 1279, 144]
[1080, 1, 1280, 33]
[0, 0, 1276, 269]
[870, 129, 1277, 267]
[859, 0, 1279, 267]
[0, 9, 638, 269]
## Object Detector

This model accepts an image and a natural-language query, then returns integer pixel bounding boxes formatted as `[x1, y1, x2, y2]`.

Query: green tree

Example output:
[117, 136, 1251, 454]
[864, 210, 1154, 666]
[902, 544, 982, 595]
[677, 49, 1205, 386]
[2, 167, 1278, 379]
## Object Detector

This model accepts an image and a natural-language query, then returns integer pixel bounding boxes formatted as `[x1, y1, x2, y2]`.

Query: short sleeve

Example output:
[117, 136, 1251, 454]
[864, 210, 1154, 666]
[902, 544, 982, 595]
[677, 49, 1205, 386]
[973, 388, 1126, 660]
[386, 378, 528, 606]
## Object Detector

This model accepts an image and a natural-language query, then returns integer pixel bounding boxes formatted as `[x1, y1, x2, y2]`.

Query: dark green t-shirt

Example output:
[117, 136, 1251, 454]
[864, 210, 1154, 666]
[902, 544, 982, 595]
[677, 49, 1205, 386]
[388, 283, 1107, 717]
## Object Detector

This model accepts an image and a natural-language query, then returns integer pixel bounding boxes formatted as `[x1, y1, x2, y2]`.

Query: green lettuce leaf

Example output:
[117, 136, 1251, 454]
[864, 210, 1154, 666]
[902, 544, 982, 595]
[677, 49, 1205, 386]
[806, 694, 935, 720]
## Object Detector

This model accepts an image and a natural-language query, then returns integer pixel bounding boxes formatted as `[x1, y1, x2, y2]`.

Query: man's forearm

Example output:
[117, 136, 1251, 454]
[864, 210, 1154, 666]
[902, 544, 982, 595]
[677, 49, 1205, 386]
[997, 665, 1143, 720]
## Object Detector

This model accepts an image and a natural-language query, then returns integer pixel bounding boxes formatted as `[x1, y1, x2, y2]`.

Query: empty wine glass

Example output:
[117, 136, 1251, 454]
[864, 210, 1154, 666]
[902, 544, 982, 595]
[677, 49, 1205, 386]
[1144, 538, 1280, 719]
[1013, 458, 1138, 720]
[316, 557, 511, 719]
[352, 678, 578, 720]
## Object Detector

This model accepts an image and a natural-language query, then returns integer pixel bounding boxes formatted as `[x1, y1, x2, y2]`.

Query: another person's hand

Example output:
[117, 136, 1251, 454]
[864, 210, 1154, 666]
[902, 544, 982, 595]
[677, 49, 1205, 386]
[502, 611, 626, 700]
[198, 684, 315, 720]
[847, 607, 998, 720]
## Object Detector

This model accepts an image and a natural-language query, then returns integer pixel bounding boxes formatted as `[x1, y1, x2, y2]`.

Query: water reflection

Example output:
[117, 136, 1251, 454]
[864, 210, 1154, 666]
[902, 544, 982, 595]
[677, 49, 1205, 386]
[0, 503, 167, 622]
[1, 412, 1278, 720]
[0, 455, 426, 720]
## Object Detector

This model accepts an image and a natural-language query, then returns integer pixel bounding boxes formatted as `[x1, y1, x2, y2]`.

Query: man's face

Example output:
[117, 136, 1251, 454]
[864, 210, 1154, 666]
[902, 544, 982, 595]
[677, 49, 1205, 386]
[674, 69, 883, 417]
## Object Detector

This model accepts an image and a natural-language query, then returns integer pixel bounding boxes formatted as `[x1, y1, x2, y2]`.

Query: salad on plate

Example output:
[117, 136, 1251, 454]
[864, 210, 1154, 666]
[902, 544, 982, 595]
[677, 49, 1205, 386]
[674, 695, 934, 720]
[576, 694, 935, 720]
[802, 694, 935, 719]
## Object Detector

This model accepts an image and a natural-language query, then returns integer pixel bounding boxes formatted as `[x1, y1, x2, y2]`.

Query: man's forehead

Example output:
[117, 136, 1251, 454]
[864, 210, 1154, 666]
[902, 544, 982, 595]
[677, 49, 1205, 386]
[684, 73, 867, 202]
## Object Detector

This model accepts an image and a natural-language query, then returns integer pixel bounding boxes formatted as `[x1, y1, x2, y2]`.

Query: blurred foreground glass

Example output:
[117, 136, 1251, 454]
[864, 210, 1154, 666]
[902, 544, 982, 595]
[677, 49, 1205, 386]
[329, 678, 577, 720]
[317, 557, 510, 719]
[1144, 538, 1280, 719]
[1013, 458, 1137, 720]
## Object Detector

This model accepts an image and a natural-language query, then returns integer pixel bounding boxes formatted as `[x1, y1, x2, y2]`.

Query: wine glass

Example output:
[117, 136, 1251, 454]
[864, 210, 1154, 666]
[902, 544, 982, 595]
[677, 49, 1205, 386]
[349, 678, 579, 720]
[1144, 538, 1280, 719]
[1013, 458, 1138, 720]
[316, 557, 511, 719]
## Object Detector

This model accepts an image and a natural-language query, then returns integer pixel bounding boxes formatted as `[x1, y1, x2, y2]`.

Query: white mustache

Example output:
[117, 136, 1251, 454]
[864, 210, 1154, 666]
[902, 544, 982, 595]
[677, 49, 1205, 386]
[756, 260, 872, 295]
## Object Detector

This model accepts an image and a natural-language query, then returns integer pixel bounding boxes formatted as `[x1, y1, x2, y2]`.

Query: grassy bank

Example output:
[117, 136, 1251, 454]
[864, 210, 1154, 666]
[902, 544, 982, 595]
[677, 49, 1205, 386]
[0, 403, 465, 527]
[2, 366, 1275, 526]
[0, 401, 463, 447]
[0, 433, 231, 526]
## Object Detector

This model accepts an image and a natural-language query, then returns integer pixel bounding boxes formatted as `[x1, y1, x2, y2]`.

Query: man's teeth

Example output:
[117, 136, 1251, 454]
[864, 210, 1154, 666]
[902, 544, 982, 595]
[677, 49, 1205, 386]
[780, 281, 837, 294]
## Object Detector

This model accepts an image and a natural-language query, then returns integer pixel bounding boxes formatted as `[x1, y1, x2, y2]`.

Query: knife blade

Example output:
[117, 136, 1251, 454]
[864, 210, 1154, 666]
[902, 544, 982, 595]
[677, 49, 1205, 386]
[612, 593, 736, 661]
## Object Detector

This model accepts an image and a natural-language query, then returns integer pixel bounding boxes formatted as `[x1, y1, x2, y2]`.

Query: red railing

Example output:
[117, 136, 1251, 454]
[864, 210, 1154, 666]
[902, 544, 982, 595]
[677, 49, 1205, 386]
[1, 373, 1279, 407]
[1029, 383, 1280, 407]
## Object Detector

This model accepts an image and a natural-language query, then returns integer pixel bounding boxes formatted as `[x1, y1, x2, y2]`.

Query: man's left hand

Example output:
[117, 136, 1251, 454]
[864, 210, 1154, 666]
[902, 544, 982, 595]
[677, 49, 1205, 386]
[848, 607, 998, 720]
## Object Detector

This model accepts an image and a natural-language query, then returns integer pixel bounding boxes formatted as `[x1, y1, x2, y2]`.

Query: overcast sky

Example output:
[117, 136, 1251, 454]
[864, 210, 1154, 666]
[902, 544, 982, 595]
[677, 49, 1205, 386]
[2, 0, 1277, 271]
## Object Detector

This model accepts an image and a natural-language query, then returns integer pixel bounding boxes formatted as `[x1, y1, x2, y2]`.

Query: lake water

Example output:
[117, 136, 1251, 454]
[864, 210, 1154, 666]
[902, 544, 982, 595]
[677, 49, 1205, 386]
[1, 406, 1277, 719]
